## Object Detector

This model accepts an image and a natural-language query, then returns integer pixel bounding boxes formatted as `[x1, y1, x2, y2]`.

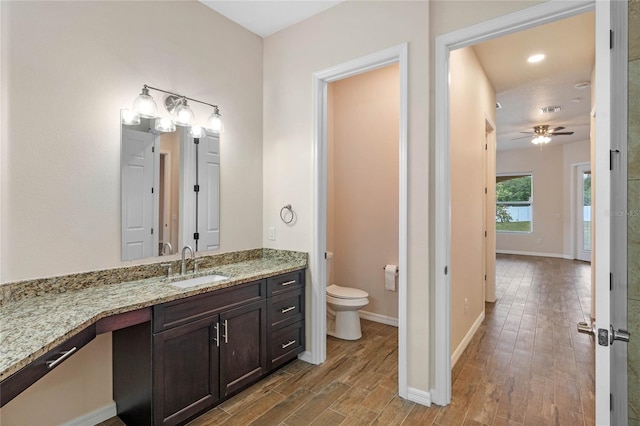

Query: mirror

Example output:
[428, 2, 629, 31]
[121, 114, 220, 261]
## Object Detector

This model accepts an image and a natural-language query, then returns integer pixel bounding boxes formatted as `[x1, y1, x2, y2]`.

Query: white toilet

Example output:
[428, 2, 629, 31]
[326, 252, 369, 340]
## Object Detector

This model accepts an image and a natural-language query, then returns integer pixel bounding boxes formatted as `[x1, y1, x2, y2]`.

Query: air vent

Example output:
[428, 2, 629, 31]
[540, 105, 562, 113]
[496, 102, 503, 109]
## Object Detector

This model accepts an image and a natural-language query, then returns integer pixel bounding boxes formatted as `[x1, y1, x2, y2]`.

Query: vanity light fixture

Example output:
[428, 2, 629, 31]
[189, 125, 204, 138]
[121, 109, 141, 125]
[130, 84, 223, 133]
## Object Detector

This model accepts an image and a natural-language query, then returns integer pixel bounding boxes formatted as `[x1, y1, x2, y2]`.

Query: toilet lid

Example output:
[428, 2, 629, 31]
[327, 284, 368, 299]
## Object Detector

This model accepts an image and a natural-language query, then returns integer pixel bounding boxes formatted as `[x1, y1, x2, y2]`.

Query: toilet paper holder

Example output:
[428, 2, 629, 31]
[383, 265, 399, 277]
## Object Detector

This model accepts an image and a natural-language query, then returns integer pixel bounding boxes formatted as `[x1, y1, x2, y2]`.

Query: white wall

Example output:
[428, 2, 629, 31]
[1, 1, 264, 283]
[263, 0, 430, 391]
[496, 140, 590, 257]
[0, 2, 263, 423]
[449, 46, 496, 355]
[328, 64, 400, 320]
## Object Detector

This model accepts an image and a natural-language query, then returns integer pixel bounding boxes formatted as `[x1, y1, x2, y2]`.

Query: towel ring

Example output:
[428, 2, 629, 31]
[280, 204, 294, 224]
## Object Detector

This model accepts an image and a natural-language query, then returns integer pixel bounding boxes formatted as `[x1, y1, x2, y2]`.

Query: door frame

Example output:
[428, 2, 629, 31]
[434, 2, 613, 421]
[308, 44, 409, 400]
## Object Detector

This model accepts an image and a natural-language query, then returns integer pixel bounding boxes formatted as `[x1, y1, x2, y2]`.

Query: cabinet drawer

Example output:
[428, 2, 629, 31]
[268, 321, 304, 370]
[154, 280, 265, 332]
[267, 270, 304, 297]
[268, 287, 304, 331]
[0, 325, 96, 407]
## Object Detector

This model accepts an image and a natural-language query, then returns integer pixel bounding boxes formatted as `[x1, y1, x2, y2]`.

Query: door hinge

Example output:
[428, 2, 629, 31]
[151, 187, 154, 194]
[610, 30, 613, 49]
[194, 232, 200, 240]
[151, 228, 154, 235]
[152, 146, 155, 153]
[485, 144, 487, 150]
[610, 393, 613, 411]
[444, 266, 448, 275]
[194, 184, 200, 193]
[610, 272, 613, 291]
[610, 149, 620, 170]
[484, 274, 487, 281]
[194, 137, 200, 145]
[484, 187, 487, 194]
[484, 230, 487, 237]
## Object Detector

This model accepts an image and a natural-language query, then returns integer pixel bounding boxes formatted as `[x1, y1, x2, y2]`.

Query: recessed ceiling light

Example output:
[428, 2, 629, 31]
[574, 81, 591, 89]
[527, 53, 545, 63]
[572, 97, 583, 103]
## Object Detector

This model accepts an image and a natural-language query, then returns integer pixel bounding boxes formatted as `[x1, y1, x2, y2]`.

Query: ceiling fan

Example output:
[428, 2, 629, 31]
[512, 124, 574, 144]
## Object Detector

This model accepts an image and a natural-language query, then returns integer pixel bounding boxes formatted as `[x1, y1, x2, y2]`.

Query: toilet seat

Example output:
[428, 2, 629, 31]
[327, 284, 368, 299]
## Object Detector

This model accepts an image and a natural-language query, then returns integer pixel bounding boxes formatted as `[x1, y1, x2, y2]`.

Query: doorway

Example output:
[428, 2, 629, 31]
[434, 2, 613, 423]
[575, 163, 592, 262]
[310, 44, 410, 400]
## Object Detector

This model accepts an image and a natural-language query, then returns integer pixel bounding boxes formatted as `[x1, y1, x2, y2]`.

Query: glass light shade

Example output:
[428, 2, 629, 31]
[189, 125, 204, 138]
[206, 111, 223, 134]
[174, 101, 195, 126]
[132, 88, 158, 118]
[532, 135, 551, 145]
[155, 117, 176, 133]
[121, 109, 140, 125]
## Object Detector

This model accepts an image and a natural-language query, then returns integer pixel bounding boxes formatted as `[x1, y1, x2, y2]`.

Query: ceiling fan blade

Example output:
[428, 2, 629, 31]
[519, 131, 535, 134]
[511, 135, 534, 140]
[550, 131, 574, 135]
[549, 126, 565, 132]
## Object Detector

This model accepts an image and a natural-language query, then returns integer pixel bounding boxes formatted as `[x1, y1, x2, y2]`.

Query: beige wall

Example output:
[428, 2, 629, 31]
[1, 2, 263, 423]
[496, 140, 590, 257]
[449, 47, 496, 355]
[328, 64, 399, 320]
[1, 1, 264, 283]
[263, 0, 430, 391]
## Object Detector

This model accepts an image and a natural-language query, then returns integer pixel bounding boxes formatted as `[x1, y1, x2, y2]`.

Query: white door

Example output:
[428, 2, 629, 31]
[197, 132, 220, 251]
[575, 164, 591, 262]
[121, 128, 156, 260]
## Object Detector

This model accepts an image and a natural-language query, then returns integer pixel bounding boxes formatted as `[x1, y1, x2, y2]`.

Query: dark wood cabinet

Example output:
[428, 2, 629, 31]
[153, 315, 220, 425]
[219, 300, 267, 397]
[113, 270, 305, 426]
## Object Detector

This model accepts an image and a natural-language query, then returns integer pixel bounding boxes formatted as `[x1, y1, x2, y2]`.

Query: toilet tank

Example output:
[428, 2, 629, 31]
[326, 251, 333, 285]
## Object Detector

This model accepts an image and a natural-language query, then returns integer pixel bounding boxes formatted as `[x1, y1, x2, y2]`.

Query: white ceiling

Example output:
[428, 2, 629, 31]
[199, 2, 595, 151]
[200, 1, 344, 38]
[473, 11, 595, 150]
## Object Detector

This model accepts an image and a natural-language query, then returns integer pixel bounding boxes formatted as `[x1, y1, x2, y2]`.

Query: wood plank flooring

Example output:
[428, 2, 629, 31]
[100, 254, 594, 425]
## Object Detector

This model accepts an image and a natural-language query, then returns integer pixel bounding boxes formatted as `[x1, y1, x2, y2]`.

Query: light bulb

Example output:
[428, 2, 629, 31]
[206, 107, 223, 133]
[190, 125, 204, 138]
[132, 86, 157, 118]
[174, 100, 194, 126]
[155, 117, 176, 133]
[121, 109, 140, 125]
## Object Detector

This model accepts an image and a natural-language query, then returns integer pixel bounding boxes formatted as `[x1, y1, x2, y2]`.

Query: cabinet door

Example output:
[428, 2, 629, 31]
[219, 300, 267, 397]
[153, 315, 219, 426]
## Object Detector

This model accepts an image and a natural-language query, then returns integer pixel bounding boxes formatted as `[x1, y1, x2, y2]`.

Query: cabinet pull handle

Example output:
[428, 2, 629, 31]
[46, 347, 77, 369]
[222, 319, 228, 343]
[281, 306, 296, 314]
[281, 340, 296, 349]
[212, 323, 220, 347]
[281, 280, 296, 287]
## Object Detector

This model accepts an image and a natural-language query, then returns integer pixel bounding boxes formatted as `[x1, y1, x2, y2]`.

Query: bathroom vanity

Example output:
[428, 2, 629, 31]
[114, 269, 305, 425]
[0, 249, 307, 426]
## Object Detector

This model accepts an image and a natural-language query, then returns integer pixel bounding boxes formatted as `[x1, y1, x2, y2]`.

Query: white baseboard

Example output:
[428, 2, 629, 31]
[62, 402, 117, 426]
[496, 249, 572, 260]
[298, 350, 318, 364]
[451, 310, 485, 368]
[359, 310, 398, 327]
[407, 387, 432, 406]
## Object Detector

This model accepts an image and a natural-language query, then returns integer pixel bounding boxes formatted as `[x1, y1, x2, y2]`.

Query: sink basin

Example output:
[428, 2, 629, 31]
[169, 274, 229, 289]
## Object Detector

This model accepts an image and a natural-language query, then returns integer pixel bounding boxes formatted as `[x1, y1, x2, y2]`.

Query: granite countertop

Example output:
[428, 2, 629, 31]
[0, 249, 307, 382]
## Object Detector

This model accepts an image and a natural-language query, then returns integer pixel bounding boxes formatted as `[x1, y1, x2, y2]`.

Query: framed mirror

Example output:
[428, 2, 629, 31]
[120, 114, 220, 261]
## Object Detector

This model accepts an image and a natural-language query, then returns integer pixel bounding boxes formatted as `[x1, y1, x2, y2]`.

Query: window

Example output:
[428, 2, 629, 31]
[496, 173, 532, 233]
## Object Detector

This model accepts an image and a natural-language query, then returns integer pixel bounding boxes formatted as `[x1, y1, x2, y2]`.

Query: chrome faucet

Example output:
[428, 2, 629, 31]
[162, 241, 173, 256]
[181, 245, 194, 275]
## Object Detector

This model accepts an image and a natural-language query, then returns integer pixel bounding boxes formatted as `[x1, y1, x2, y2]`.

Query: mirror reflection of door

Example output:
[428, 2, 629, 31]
[576, 163, 591, 262]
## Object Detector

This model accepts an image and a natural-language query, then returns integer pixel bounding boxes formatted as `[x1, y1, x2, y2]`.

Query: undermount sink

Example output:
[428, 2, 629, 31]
[169, 274, 229, 289]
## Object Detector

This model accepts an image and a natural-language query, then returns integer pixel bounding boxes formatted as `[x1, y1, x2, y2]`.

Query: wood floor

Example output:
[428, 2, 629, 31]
[101, 254, 595, 425]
